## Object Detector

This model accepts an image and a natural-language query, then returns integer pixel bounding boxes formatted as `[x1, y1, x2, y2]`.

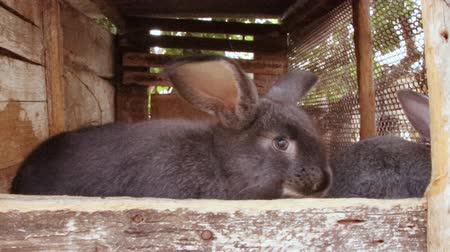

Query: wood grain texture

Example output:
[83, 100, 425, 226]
[421, 0, 450, 251]
[115, 85, 148, 122]
[43, 0, 66, 136]
[0, 101, 48, 170]
[0, 164, 17, 193]
[151, 93, 211, 120]
[0, 55, 46, 102]
[0, 0, 43, 27]
[0, 6, 44, 64]
[123, 53, 287, 75]
[0, 195, 426, 251]
[352, 0, 376, 139]
[61, 1, 114, 78]
[64, 64, 115, 131]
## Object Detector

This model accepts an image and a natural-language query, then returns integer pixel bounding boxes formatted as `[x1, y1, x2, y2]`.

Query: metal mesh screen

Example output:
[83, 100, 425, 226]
[371, 0, 426, 140]
[287, 0, 426, 155]
[288, 0, 359, 154]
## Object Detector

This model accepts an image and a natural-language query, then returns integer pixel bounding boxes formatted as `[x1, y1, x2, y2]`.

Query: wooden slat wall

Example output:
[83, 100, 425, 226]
[0, 3, 48, 193]
[0, 195, 427, 251]
[0, 1, 116, 193]
[61, 1, 115, 130]
[422, 0, 450, 250]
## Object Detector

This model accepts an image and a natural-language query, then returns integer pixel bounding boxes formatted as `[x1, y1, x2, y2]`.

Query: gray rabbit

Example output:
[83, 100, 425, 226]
[327, 90, 431, 198]
[11, 55, 331, 199]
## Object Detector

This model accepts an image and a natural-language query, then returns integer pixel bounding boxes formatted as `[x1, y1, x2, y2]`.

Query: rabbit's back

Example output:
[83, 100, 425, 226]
[328, 136, 431, 198]
[11, 120, 225, 198]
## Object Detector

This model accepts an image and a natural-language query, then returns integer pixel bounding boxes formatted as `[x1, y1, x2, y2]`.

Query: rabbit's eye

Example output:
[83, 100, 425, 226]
[273, 136, 289, 151]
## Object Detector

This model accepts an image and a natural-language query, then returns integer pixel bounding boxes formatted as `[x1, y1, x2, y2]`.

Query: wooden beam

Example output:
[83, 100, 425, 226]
[123, 71, 168, 86]
[43, 0, 65, 135]
[122, 34, 287, 53]
[114, 0, 295, 18]
[421, 0, 450, 251]
[123, 53, 287, 75]
[126, 17, 283, 37]
[282, 0, 345, 31]
[0, 195, 426, 251]
[352, 0, 376, 139]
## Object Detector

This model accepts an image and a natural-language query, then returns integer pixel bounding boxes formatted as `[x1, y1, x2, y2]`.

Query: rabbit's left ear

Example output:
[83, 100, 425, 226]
[164, 55, 259, 129]
[265, 70, 319, 104]
[397, 90, 430, 141]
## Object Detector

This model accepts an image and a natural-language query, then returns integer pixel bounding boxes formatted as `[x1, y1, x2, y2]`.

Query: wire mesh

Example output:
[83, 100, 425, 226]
[371, 0, 426, 141]
[287, 0, 427, 155]
[288, 0, 359, 155]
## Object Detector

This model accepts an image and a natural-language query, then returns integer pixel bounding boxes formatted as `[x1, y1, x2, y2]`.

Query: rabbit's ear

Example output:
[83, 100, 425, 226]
[163, 55, 258, 129]
[265, 70, 318, 104]
[397, 90, 430, 141]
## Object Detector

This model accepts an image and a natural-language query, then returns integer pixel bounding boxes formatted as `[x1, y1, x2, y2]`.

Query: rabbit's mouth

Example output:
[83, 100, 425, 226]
[281, 167, 332, 198]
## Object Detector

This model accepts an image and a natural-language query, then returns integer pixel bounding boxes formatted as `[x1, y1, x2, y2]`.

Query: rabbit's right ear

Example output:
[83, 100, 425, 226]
[397, 90, 430, 141]
[163, 55, 259, 130]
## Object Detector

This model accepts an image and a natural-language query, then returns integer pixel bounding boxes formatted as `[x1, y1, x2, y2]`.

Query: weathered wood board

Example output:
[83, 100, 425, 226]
[422, 0, 450, 250]
[64, 65, 115, 131]
[0, 195, 426, 251]
[123, 53, 288, 75]
[0, 6, 44, 64]
[0, 102, 48, 182]
[115, 85, 148, 122]
[61, 2, 114, 78]
[0, 55, 46, 102]
[0, 0, 43, 27]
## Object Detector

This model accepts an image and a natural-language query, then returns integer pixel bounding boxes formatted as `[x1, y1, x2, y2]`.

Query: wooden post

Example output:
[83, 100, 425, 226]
[421, 0, 450, 251]
[352, 0, 376, 139]
[43, 0, 66, 135]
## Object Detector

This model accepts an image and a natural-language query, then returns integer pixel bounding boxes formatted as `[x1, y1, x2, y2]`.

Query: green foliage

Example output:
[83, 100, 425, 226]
[95, 17, 118, 34]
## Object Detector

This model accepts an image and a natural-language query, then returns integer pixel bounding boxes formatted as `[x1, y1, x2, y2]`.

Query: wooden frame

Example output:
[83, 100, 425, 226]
[0, 195, 426, 250]
[0, 0, 449, 250]
[422, 0, 450, 250]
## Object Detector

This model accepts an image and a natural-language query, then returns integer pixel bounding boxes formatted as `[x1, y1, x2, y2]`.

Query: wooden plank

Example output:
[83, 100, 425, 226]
[0, 6, 44, 64]
[0, 101, 49, 170]
[65, 0, 126, 32]
[61, 1, 115, 78]
[352, 0, 376, 139]
[126, 17, 283, 37]
[43, 0, 65, 136]
[123, 33, 287, 53]
[0, 0, 43, 27]
[151, 94, 211, 120]
[0, 164, 18, 193]
[64, 65, 115, 131]
[123, 71, 168, 86]
[0, 195, 426, 251]
[123, 53, 287, 75]
[0, 55, 46, 102]
[115, 85, 149, 122]
[421, 0, 450, 251]
[114, 0, 296, 18]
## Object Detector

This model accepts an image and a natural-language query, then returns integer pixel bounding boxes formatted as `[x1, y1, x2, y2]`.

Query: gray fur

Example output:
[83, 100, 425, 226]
[12, 55, 331, 199]
[327, 90, 431, 199]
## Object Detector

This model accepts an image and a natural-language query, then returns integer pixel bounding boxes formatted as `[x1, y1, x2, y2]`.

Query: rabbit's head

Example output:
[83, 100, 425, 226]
[397, 90, 430, 143]
[164, 55, 331, 199]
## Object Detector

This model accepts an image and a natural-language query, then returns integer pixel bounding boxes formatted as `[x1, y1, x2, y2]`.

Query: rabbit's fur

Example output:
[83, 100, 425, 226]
[327, 90, 431, 198]
[11, 55, 331, 199]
